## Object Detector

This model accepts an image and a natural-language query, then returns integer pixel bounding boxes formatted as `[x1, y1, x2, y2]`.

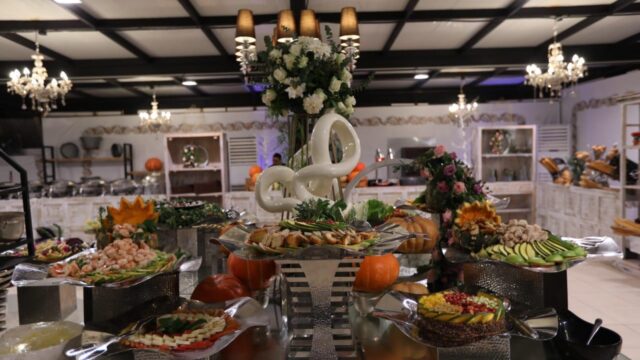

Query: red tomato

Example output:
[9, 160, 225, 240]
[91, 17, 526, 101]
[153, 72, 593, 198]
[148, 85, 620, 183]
[191, 274, 250, 303]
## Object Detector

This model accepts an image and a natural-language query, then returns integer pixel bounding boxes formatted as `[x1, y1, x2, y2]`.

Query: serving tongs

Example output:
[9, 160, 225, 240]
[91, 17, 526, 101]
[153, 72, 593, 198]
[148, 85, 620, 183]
[66, 315, 157, 360]
[370, 290, 558, 348]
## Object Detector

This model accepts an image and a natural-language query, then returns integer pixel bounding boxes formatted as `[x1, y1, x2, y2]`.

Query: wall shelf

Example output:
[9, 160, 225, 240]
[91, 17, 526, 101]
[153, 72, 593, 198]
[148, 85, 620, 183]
[482, 153, 533, 158]
[41, 144, 134, 182]
[47, 157, 123, 164]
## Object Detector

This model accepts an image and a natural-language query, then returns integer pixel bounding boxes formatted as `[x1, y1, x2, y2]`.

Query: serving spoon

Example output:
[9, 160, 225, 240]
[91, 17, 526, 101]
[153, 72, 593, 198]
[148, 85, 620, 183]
[586, 318, 603, 346]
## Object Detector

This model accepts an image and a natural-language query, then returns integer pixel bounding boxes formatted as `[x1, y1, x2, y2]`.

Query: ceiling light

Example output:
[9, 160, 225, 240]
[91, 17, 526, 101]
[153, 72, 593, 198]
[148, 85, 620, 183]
[181, 80, 197, 86]
[414, 73, 429, 80]
[54, 0, 82, 4]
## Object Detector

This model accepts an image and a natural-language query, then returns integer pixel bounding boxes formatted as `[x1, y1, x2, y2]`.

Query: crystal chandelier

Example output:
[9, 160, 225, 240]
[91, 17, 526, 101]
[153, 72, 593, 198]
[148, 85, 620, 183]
[234, 7, 360, 76]
[6, 41, 72, 113]
[525, 21, 587, 98]
[139, 93, 170, 132]
[449, 79, 478, 123]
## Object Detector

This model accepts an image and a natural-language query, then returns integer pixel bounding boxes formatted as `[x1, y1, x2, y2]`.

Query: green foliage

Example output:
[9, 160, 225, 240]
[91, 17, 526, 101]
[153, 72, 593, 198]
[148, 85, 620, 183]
[156, 200, 225, 229]
[365, 199, 394, 226]
[294, 198, 346, 223]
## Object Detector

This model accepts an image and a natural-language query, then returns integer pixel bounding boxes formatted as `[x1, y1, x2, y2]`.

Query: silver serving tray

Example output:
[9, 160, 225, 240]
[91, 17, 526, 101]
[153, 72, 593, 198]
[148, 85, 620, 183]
[215, 224, 413, 260]
[444, 236, 621, 274]
[11, 248, 202, 289]
[371, 290, 558, 348]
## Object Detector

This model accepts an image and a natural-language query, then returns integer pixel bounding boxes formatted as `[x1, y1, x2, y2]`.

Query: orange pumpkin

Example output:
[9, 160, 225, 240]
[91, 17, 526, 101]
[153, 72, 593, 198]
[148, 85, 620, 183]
[191, 274, 250, 303]
[144, 157, 163, 172]
[249, 165, 262, 177]
[227, 254, 276, 290]
[353, 253, 400, 293]
[355, 162, 366, 171]
[386, 216, 439, 253]
[250, 172, 261, 184]
[347, 170, 360, 182]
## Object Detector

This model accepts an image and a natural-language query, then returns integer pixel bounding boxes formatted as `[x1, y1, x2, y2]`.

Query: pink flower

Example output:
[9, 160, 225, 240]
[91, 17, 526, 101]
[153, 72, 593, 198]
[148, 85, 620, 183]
[443, 164, 456, 177]
[437, 181, 449, 192]
[434, 145, 446, 158]
[443, 209, 452, 223]
[420, 168, 432, 180]
[450, 152, 457, 160]
[453, 181, 466, 194]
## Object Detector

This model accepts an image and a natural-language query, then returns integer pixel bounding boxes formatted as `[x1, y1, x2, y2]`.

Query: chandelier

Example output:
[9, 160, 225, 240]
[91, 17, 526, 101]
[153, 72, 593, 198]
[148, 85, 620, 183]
[139, 93, 170, 132]
[449, 78, 478, 123]
[234, 7, 360, 76]
[525, 21, 587, 98]
[6, 41, 72, 113]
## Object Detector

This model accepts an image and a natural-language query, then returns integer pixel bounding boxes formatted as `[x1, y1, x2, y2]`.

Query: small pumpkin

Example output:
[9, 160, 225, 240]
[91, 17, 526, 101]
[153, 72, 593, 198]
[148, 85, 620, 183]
[144, 157, 163, 172]
[191, 274, 249, 303]
[347, 170, 360, 182]
[353, 253, 399, 293]
[386, 216, 439, 253]
[249, 165, 262, 177]
[355, 162, 366, 171]
[227, 254, 276, 290]
[250, 172, 261, 185]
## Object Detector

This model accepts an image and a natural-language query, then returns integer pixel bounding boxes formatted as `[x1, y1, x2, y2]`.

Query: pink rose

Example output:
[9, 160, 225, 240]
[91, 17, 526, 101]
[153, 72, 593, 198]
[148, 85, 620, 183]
[437, 181, 449, 192]
[453, 181, 466, 194]
[443, 164, 456, 177]
[443, 209, 452, 223]
[450, 152, 457, 160]
[434, 145, 446, 158]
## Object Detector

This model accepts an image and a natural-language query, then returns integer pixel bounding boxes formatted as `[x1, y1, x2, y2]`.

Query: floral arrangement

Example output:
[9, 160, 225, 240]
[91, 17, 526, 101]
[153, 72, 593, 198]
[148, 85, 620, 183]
[489, 130, 506, 154]
[411, 145, 486, 219]
[258, 29, 358, 118]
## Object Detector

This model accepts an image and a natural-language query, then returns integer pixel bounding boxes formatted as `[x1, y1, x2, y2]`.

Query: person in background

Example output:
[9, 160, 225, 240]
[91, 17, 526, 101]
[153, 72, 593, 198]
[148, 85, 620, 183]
[272, 153, 282, 167]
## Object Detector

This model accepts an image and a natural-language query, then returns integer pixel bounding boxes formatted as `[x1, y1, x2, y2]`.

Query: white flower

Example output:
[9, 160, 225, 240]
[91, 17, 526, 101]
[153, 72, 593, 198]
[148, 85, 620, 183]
[286, 83, 305, 99]
[283, 54, 296, 70]
[336, 101, 347, 113]
[334, 53, 346, 64]
[345, 95, 356, 107]
[345, 105, 354, 115]
[298, 56, 309, 68]
[329, 77, 342, 93]
[307, 39, 331, 59]
[340, 68, 353, 86]
[303, 93, 325, 114]
[283, 76, 297, 85]
[273, 68, 287, 83]
[269, 49, 282, 60]
[314, 88, 327, 101]
[261, 89, 277, 106]
[297, 36, 314, 49]
[289, 44, 302, 56]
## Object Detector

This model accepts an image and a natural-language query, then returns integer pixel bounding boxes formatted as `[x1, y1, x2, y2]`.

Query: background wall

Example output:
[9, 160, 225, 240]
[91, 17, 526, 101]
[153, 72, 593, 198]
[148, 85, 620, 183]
[0, 100, 561, 186]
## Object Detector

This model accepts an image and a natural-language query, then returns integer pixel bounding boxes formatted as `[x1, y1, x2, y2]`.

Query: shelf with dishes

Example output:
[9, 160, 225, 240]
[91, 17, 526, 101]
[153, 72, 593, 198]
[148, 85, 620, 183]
[41, 143, 134, 182]
[481, 153, 533, 158]
[45, 157, 123, 164]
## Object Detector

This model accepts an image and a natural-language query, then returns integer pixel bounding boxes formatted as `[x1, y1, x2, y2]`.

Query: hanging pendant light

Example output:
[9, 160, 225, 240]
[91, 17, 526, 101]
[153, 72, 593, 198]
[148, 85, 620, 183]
[449, 77, 478, 123]
[139, 91, 171, 133]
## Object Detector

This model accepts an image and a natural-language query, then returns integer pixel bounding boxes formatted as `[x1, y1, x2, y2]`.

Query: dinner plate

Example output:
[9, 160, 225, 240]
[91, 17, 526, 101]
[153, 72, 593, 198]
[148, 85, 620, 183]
[60, 142, 80, 159]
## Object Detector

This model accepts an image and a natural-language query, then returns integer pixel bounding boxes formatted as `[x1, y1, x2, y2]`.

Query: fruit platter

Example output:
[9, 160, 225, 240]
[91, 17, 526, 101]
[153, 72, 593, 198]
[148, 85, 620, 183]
[11, 238, 199, 288]
[67, 297, 269, 360]
[442, 200, 609, 273]
[2, 224, 89, 263]
[372, 287, 558, 348]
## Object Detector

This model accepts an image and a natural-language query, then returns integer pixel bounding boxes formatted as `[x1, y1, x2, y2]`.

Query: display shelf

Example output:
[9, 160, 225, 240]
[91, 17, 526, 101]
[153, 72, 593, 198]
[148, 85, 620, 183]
[481, 153, 533, 158]
[41, 143, 134, 182]
[622, 184, 640, 190]
[0, 238, 29, 253]
[169, 192, 222, 197]
[47, 157, 122, 163]
[620, 101, 640, 260]
[168, 165, 223, 172]
[0, 256, 30, 271]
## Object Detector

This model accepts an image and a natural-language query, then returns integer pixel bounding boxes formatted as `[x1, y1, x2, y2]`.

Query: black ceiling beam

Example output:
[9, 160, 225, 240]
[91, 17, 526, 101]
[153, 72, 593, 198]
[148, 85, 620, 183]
[458, 0, 529, 53]
[290, 0, 307, 31]
[0, 33, 73, 65]
[105, 79, 148, 97]
[540, 0, 636, 46]
[5, 4, 640, 33]
[409, 70, 440, 89]
[73, 77, 242, 89]
[58, 5, 152, 62]
[177, 0, 228, 56]
[467, 67, 509, 87]
[382, 0, 419, 53]
[617, 31, 640, 45]
[0, 44, 636, 80]
[173, 77, 208, 96]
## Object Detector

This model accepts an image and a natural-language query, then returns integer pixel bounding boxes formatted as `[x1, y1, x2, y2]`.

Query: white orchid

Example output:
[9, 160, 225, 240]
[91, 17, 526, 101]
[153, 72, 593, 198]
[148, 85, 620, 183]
[329, 77, 342, 93]
[262, 89, 277, 106]
[273, 68, 287, 83]
[283, 54, 297, 70]
[303, 93, 325, 114]
[286, 83, 306, 99]
[269, 49, 282, 60]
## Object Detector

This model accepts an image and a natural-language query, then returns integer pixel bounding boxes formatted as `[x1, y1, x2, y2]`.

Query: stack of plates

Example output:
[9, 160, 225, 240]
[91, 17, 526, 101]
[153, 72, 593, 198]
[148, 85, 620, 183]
[0, 267, 13, 331]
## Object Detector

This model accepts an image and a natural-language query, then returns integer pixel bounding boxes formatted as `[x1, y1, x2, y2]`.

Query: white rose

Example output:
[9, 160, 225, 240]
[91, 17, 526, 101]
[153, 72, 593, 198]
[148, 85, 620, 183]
[273, 68, 287, 83]
[298, 56, 309, 68]
[308, 39, 331, 59]
[345, 95, 356, 107]
[269, 49, 282, 60]
[336, 101, 347, 113]
[289, 44, 302, 56]
[283, 54, 296, 70]
[345, 105, 354, 115]
[297, 36, 313, 49]
[303, 93, 325, 115]
[261, 89, 277, 106]
[340, 69, 353, 86]
[314, 88, 327, 101]
[286, 83, 305, 99]
[329, 77, 342, 93]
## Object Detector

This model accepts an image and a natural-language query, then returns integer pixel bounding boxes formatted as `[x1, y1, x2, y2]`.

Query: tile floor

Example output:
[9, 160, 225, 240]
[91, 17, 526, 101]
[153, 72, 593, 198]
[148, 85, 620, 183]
[568, 260, 640, 359]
